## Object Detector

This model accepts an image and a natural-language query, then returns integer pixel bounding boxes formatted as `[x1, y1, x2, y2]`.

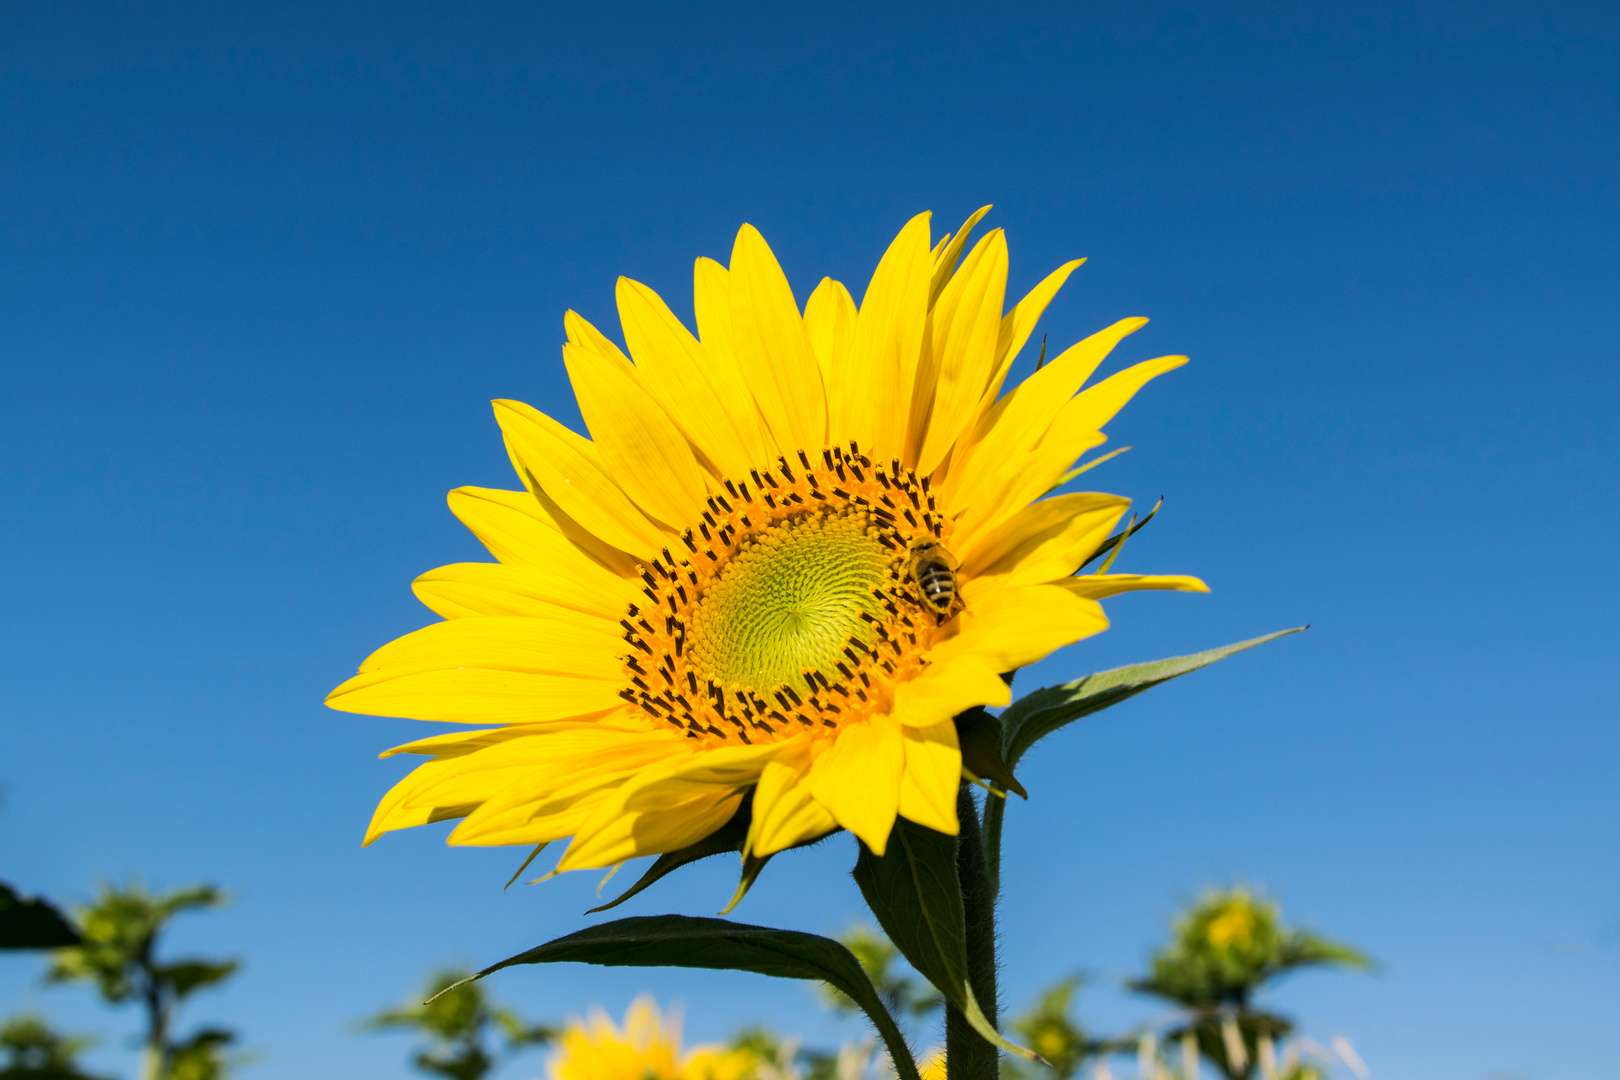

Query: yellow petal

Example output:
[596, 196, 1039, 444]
[727, 224, 827, 454]
[840, 213, 932, 460]
[803, 276, 858, 387]
[413, 560, 637, 621]
[694, 256, 787, 460]
[891, 655, 1011, 727]
[440, 727, 689, 844]
[897, 719, 961, 835]
[981, 259, 1087, 404]
[450, 788, 621, 848]
[353, 613, 624, 678]
[957, 492, 1129, 588]
[1058, 573, 1210, 600]
[328, 666, 625, 724]
[564, 309, 635, 373]
[616, 276, 769, 479]
[558, 785, 743, 870]
[380, 717, 637, 759]
[954, 356, 1187, 545]
[746, 737, 838, 857]
[928, 205, 993, 307]
[445, 485, 640, 583]
[365, 757, 482, 844]
[931, 584, 1109, 674]
[1051, 354, 1189, 435]
[417, 724, 671, 795]
[810, 719, 904, 855]
[563, 342, 707, 528]
[914, 230, 1009, 475]
[953, 428, 1109, 553]
[950, 317, 1148, 507]
[493, 398, 669, 557]
[693, 256, 736, 365]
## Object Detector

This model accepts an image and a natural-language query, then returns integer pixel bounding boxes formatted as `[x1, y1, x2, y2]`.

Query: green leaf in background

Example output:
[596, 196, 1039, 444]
[1001, 628, 1307, 770]
[158, 960, 241, 1001]
[0, 882, 81, 950]
[469, 914, 923, 1080]
[852, 819, 1041, 1064]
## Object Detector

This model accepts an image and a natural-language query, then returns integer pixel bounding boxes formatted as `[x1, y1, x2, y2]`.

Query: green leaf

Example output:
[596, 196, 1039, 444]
[471, 914, 922, 1080]
[719, 852, 773, 916]
[0, 882, 81, 950]
[852, 819, 1041, 1063]
[1001, 628, 1307, 769]
[956, 709, 1026, 798]
[159, 959, 239, 999]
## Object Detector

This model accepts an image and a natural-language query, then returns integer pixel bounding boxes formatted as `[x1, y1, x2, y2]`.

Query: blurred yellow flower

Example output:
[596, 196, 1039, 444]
[1204, 902, 1258, 949]
[549, 996, 758, 1080]
[330, 207, 1204, 873]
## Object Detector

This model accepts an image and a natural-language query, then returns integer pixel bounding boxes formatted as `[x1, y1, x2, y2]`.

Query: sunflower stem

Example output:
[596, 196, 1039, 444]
[983, 789, 1006, 901]
[946, 784, 999, 1080]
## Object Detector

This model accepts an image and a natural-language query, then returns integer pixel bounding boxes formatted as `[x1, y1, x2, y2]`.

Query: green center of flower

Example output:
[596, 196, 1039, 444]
[687, 513, 889, 694]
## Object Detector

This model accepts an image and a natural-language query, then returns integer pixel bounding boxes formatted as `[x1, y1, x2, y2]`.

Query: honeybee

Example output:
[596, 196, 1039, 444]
[905, 538, 959, 618]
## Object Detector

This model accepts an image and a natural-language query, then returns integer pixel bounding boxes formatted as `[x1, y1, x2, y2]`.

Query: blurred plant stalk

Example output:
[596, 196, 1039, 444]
[46, 882, 239, 1080]
[365, 968, 552, 1080]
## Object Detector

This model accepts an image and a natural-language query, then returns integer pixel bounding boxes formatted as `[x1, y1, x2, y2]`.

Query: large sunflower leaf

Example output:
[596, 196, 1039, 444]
[853, 819, 1041, 1063]
[471, 914, 922, 1080]
[1002, 627, 1307, 769]
[0, 882, 81, 950]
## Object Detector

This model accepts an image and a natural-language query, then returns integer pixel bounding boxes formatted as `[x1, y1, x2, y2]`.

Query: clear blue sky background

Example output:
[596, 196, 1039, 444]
[2, 3, 1615, 1078]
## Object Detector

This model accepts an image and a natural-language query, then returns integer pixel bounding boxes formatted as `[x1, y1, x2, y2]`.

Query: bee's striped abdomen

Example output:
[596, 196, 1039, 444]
[915, 562, 956, 612]
[906, 540, 959, 618]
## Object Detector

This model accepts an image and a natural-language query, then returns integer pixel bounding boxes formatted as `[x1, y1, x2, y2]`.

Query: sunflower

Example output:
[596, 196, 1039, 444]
[548, 996, 758, 1080]
[328, 207, 1205, 879]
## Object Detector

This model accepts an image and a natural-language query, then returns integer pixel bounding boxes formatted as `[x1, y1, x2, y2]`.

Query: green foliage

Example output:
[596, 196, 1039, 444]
[0, 1014, 108, 1080]
[46, 881, 239, 1080]
[47, 883, 235, 1007]
[955, 711, 1024, 799]
[818, 926, 942, 1024]
[0, 885, 80, 952]
[1132, 888, 1370, 1080]
[998, 630, 1307, 771]
[1167, 1013, 1292, 1080]
[851, 819, 1034, 1063]
[1132, 888, 1369, 1010]
[164, 1030, 237, 1080]
[727, 1027, 803, 1080]
[1001, 978, 1089, 1080]
[471, 913, 922, 1080]
[367, 968, 552, 1080]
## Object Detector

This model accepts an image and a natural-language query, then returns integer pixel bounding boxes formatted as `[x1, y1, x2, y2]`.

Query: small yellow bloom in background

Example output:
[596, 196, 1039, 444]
[549, 996, 758, 1080]
[329, 207, 1205, 876]
[918, 1047, 947, 1080]
[1204, 902, 1258, 949]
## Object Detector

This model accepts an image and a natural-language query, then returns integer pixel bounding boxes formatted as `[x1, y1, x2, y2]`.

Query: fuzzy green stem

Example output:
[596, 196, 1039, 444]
[981, 671, 1016, 901]
[946, 784, 999, 1080]
[982, 789, 1006, 901]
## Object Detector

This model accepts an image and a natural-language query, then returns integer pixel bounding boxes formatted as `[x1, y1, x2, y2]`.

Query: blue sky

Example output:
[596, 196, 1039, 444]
[2, 2, 1616, 1078]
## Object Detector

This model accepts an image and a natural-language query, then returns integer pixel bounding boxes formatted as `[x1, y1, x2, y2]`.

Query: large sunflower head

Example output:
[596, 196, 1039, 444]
[328, 207, 1205, 883]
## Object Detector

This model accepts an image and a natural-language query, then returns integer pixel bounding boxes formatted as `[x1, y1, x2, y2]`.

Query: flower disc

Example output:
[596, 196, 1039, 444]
[688, 512, 888, 696]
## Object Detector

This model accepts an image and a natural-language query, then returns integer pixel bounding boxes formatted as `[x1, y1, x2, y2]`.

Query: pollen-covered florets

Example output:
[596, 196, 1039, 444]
[616, 442, 955, 746]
